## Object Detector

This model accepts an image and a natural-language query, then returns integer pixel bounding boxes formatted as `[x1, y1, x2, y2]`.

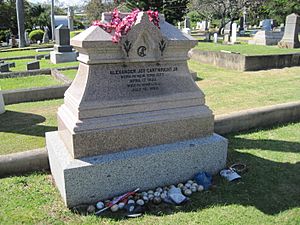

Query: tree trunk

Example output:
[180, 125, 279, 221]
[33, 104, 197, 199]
[16, 0, 26, 48]
[51, 0, 55, 41]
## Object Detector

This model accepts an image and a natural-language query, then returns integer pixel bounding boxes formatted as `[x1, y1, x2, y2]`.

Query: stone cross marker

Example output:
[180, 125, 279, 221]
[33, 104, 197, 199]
[50, 25, 77, 64]
[278, 13, 300, 48]
[47, 11, 228, 207]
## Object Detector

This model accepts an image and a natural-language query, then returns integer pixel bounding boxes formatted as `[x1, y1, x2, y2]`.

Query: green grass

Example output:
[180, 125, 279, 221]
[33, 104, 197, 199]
[0, 99, 62, 155]
[0, 122, 299, 224]
[0, 50, 47, 59]
[62, 69, 77, 80]
[0, 75, 62, 90]
[196, 42, 300, 55]
[189, 60, 300, 115]
[7, 58, 79, 71]
[1, 63, 299, 155]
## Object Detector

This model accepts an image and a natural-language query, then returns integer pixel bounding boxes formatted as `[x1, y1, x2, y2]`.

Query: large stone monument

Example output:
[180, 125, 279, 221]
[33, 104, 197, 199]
[278, 13, 300, 48]
[47, 12, 228, 207]
[50, 25, 77, 64]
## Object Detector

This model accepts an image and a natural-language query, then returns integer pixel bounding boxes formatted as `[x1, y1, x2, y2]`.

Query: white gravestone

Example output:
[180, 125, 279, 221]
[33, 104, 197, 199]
[231, 22, 237, 44]
[278, 13, 300, 48]
[213, 33, 218, 43]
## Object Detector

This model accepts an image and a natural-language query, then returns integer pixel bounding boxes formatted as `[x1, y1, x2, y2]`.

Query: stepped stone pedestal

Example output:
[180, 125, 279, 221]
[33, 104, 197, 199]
[46, 12, 228, 207]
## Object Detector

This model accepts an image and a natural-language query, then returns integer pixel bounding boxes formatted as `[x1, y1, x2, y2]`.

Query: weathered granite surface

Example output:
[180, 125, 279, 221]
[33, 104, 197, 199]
[47, 131, 228, 207]
[47, 11, 228, 207]
[58, 12, 213, 159]
[278, 13, 300, 49]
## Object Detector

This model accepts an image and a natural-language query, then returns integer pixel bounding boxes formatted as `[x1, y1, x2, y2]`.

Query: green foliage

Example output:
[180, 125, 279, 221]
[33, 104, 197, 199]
[0, 29, 10, 42]
[258, 0, 300, 24]
[85, 0, 116, 22]
[188, 11, 202, 29]
[116, 0, 189, 25]
[28, 29, 44, 42]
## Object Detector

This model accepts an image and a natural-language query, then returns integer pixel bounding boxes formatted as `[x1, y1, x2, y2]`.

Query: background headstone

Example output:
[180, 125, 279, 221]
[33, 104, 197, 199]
[50, 25, 77, 64]
[184, 17, 190, 29]
[213, 33, 218, 43]
[278, 13, 300, 48]
[25, 31, 30, 46]
[67, 7, 74, 31]
[43, 26, 50, 43]
[0, 90, 5, 114]
[0, 63, 9, 73]
[231, 23, 237, 43]
[261, 19, 273, 31]
[27, 61, 40, 70]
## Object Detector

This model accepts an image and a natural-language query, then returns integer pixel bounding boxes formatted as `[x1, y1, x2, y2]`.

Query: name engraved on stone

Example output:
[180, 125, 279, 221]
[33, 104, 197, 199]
[137, 46, 147, 57]
[110, 66, 178, 92]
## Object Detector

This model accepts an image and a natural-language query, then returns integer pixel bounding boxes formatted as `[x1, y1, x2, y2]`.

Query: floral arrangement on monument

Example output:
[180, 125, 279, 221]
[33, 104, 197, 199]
[92, 8, 160, 43]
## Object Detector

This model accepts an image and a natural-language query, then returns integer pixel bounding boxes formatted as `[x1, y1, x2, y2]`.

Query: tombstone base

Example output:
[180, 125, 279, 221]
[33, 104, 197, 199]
[278, 40, 300, 49]
[46, 131, 227, 207]
[50, 51, 77, 64]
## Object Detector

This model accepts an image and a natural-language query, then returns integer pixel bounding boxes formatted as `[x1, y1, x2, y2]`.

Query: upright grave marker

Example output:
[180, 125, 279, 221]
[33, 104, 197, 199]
[0, 90, 5, 114]
[50, 25, 77, 64]
[278, 13, 300, 48]
[47, 11, 228, 207]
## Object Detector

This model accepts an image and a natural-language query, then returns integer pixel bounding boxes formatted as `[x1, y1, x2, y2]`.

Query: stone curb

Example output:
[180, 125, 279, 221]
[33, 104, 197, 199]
[2, 85, 70, 104]
[0, 101, 300, 177]
[0, 66, 78, 79]
[189, 49, 300, 71]
[0, 149, 49, 177]
[215, 101, 300, 134]
[0, 55, 37, 61]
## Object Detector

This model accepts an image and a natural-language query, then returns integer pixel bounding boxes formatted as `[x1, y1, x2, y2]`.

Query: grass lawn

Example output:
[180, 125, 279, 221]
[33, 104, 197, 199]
[0, 63, 299, 155]
[0, 122, 299, 224]
[0, 50, 46, 59]
[195, 42, 300, 55]
[189, 60, 300, 115]
[7, 58, 79, 71]
[62, 69, 78, 80]
[0, 75, 62, 90]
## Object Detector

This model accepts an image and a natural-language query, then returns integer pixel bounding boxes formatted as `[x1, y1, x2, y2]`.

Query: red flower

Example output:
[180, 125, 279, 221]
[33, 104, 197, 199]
[92, 8, 160, 43]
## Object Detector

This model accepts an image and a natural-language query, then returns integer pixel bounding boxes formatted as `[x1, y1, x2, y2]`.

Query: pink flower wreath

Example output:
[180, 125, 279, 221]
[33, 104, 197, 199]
[92, 8, 160, 43]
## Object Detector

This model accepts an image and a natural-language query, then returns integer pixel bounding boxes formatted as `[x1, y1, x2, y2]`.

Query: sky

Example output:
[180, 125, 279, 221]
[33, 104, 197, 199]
[27, 0, 86, 7]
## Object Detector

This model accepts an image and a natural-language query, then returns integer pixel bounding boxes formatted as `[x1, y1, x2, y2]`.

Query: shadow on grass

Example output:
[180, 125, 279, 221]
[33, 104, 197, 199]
[0, 110, 56, 137]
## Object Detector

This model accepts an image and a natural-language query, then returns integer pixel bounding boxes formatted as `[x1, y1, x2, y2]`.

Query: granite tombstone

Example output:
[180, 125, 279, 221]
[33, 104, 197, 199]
[0, 63, 9, 73]
[46, 11, 228, 207]
[27, 61, 40, 70]
[278, 13, 300, 48]
[50, 25, 77, 64]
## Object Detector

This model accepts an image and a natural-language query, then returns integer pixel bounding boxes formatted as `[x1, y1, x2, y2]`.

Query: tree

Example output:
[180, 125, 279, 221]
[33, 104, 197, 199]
[189, 0, 265, 34]
[258, 0, 300, 24]
[85, 0, 116, 22]
[115, 0, 189, 25]
[16, 0, 26, 47]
